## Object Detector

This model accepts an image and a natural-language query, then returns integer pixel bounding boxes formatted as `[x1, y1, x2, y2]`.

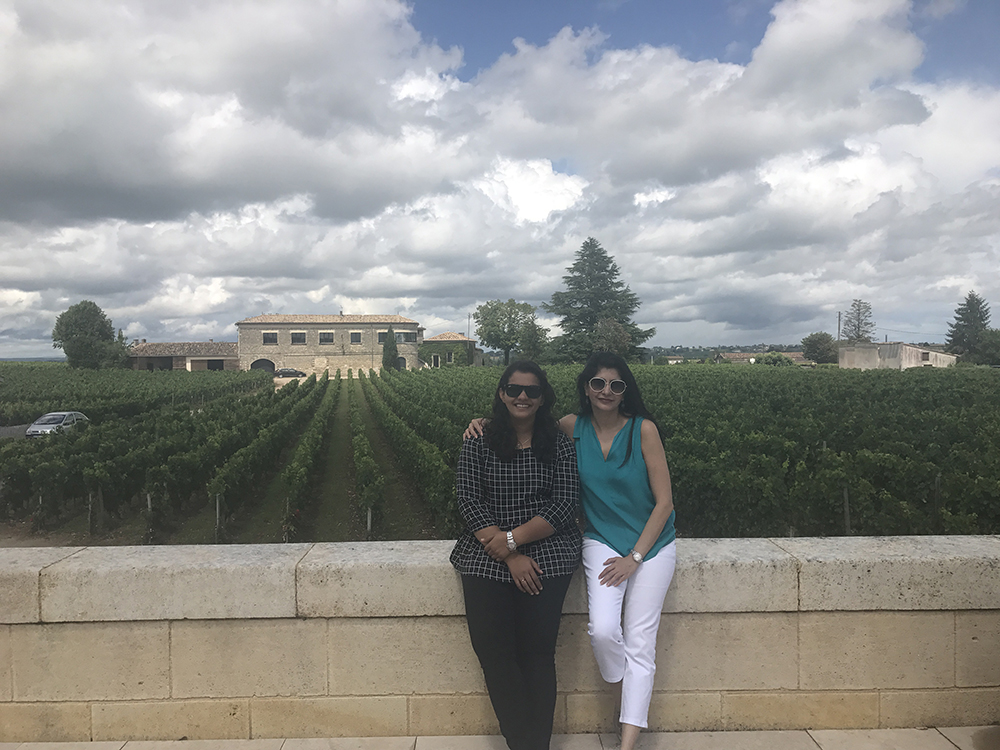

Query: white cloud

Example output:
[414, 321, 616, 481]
[0, 0, 998, 353]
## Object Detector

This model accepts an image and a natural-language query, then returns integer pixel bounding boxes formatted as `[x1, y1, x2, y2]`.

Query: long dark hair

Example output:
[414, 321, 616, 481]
[576, 351, 659, 465]
[485, 360, 560, 464]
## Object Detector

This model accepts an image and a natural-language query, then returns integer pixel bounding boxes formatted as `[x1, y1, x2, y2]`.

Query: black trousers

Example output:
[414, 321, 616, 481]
[461, 573, 574, 750]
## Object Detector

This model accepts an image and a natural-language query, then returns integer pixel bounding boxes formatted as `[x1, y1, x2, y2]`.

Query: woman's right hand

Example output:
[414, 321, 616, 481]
[463, 417, 487, 440]
[506, 553, 543, 595]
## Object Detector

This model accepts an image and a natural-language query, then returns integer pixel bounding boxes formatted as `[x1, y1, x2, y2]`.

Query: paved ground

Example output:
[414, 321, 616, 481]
[1, 727, 997, 750]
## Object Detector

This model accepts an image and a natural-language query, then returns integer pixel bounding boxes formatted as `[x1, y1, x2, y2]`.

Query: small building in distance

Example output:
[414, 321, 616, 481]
[419, 332, 485, 367]
[130, 341, 240, 371]
[236, 314, 423, 374]
[839, 343, 957, 370]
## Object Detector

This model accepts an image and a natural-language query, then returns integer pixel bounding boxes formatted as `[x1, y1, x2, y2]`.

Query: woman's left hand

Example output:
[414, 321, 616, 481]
[481, 531, 511, 562]
[598, 555, 639, 587]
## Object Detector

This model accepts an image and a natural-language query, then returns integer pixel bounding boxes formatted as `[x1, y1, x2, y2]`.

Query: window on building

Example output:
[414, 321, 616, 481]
[447, 352, 453, 363]
[921, 351, 930, 361]
[432, 354, 440, 367]
[319, 332, 334, 344]
[377, 331, 387, 344]
[399, 331, 417, 343]
[350, 332, 362, 344]
[291, 332, 306, 345]
[263, 332, 278, 345]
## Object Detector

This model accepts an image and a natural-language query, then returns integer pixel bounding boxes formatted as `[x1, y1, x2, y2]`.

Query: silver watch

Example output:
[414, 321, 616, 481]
[506, 531, 517, 551]
[629, 548, 643, 563]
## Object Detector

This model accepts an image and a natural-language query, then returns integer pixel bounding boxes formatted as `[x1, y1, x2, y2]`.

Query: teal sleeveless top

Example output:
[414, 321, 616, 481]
[573, 414, 676, 559]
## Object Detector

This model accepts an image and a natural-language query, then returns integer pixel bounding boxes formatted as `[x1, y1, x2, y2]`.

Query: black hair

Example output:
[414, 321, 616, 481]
[576, 351, 660, 466]
[485, 360, 560, 464]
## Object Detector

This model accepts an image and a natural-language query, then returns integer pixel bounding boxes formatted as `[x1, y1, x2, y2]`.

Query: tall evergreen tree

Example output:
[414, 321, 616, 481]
[841, 299, 876, 344]
[381, 325, 400, 370]
[543, 238, 653, 362]
[946, 290, 991, 357]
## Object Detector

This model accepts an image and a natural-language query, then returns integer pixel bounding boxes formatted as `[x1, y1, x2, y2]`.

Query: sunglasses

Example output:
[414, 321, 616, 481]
[503, 383, 543, 399]
[588, 377, 627, 395]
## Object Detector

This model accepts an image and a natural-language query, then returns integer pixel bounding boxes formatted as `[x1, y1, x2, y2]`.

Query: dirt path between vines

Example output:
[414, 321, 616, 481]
[308, 378, 364, 541]
[355, 378, 440, 540]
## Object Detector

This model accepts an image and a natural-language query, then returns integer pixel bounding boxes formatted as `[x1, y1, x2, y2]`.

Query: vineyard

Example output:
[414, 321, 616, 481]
[2, 361, 1000, 545]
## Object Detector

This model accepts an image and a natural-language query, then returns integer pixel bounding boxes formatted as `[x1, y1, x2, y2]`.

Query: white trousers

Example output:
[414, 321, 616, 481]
[582, 537, 676, 729]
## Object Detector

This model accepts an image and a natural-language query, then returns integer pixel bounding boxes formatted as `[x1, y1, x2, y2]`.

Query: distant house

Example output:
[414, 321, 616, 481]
[236, 314, 423, 374]
[130, 341, 240, 371]
[839, 343, 957, 370]
[420, 332, 485, 367]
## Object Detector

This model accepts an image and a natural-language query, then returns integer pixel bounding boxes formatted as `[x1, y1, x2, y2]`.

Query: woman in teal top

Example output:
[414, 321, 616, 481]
[467, 351, 675, 750]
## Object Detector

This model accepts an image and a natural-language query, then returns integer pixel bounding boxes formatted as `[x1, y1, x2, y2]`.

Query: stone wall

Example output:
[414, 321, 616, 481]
[1, 537, 998, 742]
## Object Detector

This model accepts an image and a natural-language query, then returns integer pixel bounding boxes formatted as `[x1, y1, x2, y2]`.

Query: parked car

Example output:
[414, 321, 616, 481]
[274, 368, 307, 378]
[25, 411, 90, 438]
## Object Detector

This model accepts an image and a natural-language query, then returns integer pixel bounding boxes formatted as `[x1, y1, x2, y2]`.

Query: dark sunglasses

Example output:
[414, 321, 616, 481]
[503, 383, 543, 399]
[589, 377, 627, 395]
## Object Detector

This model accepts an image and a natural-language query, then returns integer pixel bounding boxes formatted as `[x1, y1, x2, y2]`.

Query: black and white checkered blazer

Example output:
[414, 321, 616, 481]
[450, 431, 582, 582]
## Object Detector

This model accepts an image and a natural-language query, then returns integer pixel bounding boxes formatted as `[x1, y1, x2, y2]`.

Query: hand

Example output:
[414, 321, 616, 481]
[481, 530, 511, 562]
[506, 553, 544, 595]
[598, 555, 639, 587]
[463, 418, 487, 440]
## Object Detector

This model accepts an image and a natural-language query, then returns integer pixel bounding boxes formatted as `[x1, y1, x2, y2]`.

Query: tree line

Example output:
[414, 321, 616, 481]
[800, 292, 1000, 366]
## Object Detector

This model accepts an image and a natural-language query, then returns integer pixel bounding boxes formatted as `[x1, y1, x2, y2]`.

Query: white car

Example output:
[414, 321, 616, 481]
[25, 411, 90, 438]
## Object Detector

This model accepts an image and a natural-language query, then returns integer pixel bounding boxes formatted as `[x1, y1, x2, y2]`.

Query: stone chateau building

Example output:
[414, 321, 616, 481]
[235, 314, 423, 374]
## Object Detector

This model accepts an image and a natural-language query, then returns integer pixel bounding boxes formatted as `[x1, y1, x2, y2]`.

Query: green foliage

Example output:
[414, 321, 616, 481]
[349, 376, 384, 528]
[381, 325, 399, 371]
[757, 351, 795, 367]
[418, 341, 471, 367]
[51, 300, 130, 369]
[946, 291, 994, 362]
[474, 299, 541, 365]
[280, 372, 340, 541]
[842, 299, 875, 343]
[801, 331, 839, 364]
[592, 318, 632, 357]
[543, 237, 653, 362]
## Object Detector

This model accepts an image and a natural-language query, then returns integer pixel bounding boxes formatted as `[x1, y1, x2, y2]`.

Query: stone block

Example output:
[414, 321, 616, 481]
[0, 547, 82, 623]
[172, 619, 326, 698]
[283, 739, 417, 750]
[938, 726, 1000, 750]
[0, 702, 90, 742]
[408, 694, 500, 736]
[879, 687, 1000, 728]
[772, 536, 1000, 611]
[656, 613, 798, 691]
[629, 730, 823, 749]
[328, 617, 484, 695]
[722, 691, 878, 730]
[250, 696, 408, 738]
[799, 612, 954, 690]
[124, 742, 279, 750]
[91, 699, 250, 740]
[956, 611, 1000, 687]
[667, 539, 799, 613]
[0, 627, 10, 701]
[40, 544, 310, 622]
[297, 541, 464, 617]
[553, 614, 603, 691]
[565, 691, 722, 733]
[807, 728, 959, 749]
[12, 621, 169, 701]
[647, 692, 724, 732]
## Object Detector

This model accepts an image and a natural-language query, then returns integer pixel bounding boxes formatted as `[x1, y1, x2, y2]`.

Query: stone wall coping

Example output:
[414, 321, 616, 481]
[2, 536, 998, 624]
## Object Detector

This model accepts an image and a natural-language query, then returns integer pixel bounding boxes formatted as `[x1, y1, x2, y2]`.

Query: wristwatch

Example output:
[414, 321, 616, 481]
[629, 548, 643, 563]
[506, 531, 517, 551]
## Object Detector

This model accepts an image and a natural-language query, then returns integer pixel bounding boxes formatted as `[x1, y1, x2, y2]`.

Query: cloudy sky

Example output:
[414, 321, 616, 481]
[2, 0, 999, 357]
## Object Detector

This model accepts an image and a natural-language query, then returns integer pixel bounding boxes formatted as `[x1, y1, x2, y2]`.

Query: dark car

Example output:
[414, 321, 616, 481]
[25, 411, 90, 438]
[274, 368, 307, 378]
